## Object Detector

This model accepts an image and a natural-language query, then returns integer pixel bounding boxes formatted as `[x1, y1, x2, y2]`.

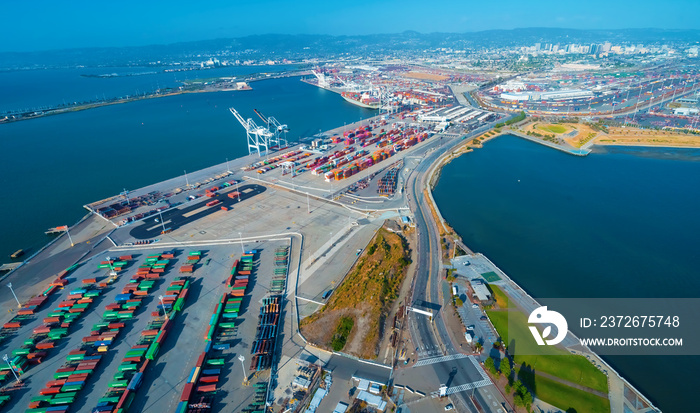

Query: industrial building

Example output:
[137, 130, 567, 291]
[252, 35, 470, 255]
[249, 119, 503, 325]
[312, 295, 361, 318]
[469, 278, 492, 302]
[500, 89, 593, 102]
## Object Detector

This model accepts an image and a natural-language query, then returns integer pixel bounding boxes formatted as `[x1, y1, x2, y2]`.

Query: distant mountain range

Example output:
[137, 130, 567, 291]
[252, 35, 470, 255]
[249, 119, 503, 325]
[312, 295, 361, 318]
[2, 28, 698, 69]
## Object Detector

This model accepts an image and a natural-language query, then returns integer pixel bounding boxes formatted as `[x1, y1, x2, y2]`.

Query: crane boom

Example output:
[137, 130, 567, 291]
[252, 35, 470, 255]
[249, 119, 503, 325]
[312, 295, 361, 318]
[229, 108, 247, 128]
[253, 109, 268, 123]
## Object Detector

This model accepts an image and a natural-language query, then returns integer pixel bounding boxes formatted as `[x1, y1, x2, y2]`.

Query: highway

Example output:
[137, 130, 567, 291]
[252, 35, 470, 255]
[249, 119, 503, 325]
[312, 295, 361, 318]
[403, 128, 511, 412]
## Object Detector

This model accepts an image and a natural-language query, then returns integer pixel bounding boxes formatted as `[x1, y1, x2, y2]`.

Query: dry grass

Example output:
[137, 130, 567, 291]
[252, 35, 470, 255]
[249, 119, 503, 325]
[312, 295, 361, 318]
[300, 225, 412, 359]
[596, 127, 700, 148]
[522, 122, 602, 148]
[403, 71, 449, 81]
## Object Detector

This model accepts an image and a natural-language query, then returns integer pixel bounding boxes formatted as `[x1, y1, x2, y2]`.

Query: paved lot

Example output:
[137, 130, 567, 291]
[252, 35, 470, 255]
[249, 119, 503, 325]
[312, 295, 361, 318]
[0, 239, 291, 412]
[128, 184, 266, 239]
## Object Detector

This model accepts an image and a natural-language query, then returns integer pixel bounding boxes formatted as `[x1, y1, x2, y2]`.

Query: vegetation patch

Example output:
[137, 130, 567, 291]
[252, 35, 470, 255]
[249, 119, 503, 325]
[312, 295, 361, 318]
[331, 316, 354, 351]
[486, 302, 610, 413]
[533, 375, 610, 413]
[537, 124, 568, 134]
[300, 225, 412, 359]
[488, 284, 510, 308]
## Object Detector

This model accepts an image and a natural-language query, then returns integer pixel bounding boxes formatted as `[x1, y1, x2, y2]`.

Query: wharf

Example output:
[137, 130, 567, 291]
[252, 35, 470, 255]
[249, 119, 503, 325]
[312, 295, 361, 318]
[0, 262, 21, 272]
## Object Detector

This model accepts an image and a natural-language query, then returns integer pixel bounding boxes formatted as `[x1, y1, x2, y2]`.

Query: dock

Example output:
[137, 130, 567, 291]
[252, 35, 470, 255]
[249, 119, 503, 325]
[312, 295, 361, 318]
[0, 262, 22, 272]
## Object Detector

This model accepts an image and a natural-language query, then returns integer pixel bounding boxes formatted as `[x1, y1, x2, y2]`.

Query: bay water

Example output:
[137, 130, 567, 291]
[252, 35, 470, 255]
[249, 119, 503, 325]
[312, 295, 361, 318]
[433, 135, 700, 411]
[0, 75, 373, 258]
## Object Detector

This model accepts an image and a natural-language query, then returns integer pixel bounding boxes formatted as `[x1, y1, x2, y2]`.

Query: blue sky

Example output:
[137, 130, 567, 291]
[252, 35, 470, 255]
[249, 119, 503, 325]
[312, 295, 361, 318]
[2, 0, 699, 52]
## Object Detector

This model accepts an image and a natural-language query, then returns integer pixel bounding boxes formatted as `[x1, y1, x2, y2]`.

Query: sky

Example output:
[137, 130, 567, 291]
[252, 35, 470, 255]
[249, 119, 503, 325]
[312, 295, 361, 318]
[2, 0, 699, 52]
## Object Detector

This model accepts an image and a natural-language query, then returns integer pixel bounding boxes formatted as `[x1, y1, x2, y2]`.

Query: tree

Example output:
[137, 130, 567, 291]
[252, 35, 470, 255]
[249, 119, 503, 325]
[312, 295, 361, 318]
[474, 342, 483, 352]
[500, 358, 511, 380]
[484, 357, 497, 375]
[454, 297, 464, 307]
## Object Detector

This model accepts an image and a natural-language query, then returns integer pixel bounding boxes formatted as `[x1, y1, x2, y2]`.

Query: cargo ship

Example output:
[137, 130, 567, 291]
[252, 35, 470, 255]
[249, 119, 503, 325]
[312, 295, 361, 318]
[341, 91, 381, 110]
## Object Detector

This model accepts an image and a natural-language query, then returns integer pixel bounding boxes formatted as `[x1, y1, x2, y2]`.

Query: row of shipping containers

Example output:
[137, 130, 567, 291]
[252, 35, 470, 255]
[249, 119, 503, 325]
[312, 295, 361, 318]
[25, 253, 171, 412]
[250, 295, 280, 372]
[0, 263, 97, 406]
[270, 246, 289, 295]
[92, 275, 191, 412]
[176, 251, 257, 412]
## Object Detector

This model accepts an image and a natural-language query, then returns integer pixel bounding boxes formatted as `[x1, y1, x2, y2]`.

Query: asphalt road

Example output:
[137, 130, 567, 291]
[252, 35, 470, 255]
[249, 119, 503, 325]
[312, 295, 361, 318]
[404, 122, 511, 412]
[128, 184, 266, 239]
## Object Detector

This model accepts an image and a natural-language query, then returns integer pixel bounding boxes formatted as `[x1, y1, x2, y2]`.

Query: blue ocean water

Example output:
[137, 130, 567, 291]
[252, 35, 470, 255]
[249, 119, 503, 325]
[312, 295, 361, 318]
[0, 76, 373, 258]
[433, 135, 700, 411]
[0, 64, 298, 112]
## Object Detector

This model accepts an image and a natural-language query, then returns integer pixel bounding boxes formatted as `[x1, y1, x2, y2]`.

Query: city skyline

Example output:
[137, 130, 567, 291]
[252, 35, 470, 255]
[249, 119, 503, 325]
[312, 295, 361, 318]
[2, 0, 700, 53]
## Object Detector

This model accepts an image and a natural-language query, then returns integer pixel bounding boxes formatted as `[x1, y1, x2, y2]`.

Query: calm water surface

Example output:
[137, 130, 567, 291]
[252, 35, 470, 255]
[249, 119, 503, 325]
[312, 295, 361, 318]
[434, 135, 700, 412]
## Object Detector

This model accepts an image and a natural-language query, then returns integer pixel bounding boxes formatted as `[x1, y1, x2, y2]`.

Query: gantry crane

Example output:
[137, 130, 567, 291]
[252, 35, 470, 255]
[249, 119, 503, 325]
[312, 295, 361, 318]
[229, 107, 273, 156]
[254, 109, 289, 149]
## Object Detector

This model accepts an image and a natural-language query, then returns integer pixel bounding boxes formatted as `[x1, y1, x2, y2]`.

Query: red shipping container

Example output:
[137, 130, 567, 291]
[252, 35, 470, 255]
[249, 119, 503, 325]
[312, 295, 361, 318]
[199, 375, 219, 383]
[197, 384, 217, 393]
[181, 383, 194, 402]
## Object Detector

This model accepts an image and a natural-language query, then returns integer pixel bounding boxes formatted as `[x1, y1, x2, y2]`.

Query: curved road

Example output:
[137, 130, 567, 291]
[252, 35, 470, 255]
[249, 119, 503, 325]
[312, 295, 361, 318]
[405, 129, 510, 412]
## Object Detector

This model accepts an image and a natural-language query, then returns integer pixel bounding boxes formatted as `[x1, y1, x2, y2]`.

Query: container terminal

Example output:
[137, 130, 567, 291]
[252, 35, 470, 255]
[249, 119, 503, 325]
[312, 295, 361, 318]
[0, 79, 660, 413]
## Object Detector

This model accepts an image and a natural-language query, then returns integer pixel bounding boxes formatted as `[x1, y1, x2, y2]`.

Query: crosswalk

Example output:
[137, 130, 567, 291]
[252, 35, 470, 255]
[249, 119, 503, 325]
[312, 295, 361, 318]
[468, 355, 490, 381]
[444, 379, 491, 395]
[413, 353, 468, 367]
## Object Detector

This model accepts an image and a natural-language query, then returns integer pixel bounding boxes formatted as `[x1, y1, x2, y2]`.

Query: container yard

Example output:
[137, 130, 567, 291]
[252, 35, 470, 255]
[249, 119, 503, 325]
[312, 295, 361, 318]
[0, 102, 506, 412]
[0, 237, 292, 412]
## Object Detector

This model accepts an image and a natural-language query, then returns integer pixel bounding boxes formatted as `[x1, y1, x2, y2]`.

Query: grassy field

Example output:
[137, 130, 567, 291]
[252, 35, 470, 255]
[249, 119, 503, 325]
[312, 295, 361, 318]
[538, 124, 568, 134]
[300, 225, 411, 358]
[487, 309, 608, 393]
[533, 375, 610, 413]
[488, 284, 510, 308]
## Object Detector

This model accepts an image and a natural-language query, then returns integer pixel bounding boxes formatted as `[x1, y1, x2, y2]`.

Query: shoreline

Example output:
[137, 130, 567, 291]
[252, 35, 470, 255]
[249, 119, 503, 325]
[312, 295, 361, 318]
[0, 71, 308, 125]
[424, 132, 661, 412]
[593, 142, 700, 150]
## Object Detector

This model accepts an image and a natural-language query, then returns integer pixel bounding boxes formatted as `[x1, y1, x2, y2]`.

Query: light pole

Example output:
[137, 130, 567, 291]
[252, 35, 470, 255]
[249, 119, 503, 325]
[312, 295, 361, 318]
[235, 180, 241, 201]
[238, 354, 248, 385]
[7, 283, 20, 308]
[238, 232, 244, 255]
[184, 170, 190, 188]
[65, 226, 75, 247]
[307, 193, 311, 214]
[159, 295, 168, 320]
[158, 210, 166, 234]
[226, 158, 230, 173]
[3, 354, 20, 384]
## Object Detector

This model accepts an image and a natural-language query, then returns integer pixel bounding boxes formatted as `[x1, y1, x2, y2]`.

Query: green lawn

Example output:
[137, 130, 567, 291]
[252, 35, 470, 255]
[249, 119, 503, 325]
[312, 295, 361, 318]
[488, 284, 510, 308]
[532, 375, 610, 413]
[487, 309, 608, 394]
[538, 124, 568, 134]
[481, 271, 501, 282]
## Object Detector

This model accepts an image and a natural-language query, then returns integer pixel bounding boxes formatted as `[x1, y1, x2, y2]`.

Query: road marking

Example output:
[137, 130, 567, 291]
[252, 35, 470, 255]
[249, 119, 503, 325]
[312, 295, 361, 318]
[296, 296, 325, 306]
[147, 220, 171, 231]
[469, 355, 490, 381]
[444, 379, 491, 395]
[413, 353, 468, 367]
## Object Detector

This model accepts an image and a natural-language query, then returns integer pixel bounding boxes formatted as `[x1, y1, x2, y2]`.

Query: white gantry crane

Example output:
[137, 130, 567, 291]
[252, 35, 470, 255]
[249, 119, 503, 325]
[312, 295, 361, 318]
[229, 107, 273, 156]
[254, 109, 289, 149]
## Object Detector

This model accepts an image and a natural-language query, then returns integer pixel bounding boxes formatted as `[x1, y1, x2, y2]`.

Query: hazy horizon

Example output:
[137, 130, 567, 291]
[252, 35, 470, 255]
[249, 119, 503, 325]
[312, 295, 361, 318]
[3, 0, 699, 53]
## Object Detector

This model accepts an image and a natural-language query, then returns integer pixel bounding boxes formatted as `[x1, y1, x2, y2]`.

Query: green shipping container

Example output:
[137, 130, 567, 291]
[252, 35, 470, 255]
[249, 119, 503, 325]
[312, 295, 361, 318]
[118, 363, 137, 372]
